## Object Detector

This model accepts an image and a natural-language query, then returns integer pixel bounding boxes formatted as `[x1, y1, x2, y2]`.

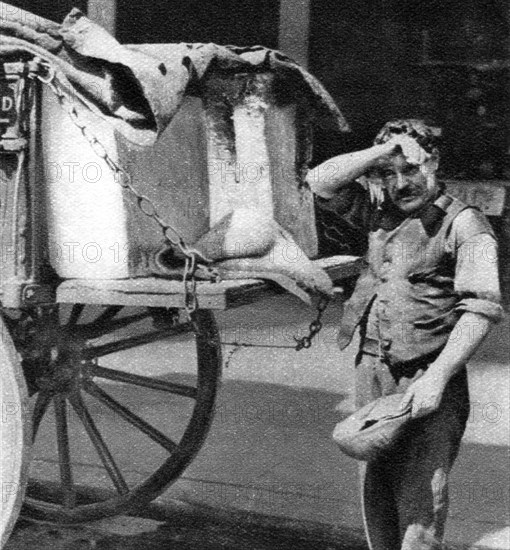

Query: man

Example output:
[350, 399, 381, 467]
[307, 119, 503, 550]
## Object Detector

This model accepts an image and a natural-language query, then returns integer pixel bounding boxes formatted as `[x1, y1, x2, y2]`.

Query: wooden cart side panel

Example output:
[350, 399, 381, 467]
[116, 96, 211, 276]
[0, 152, 23, 288]
[41, 87, 131, 280]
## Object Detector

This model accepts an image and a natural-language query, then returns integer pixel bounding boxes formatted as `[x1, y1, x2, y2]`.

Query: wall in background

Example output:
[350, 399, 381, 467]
[115, 0, 279, 49]
[309, 0, 509, 180]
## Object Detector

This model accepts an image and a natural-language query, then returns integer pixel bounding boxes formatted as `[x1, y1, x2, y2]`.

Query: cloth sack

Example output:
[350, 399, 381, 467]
[155, 208, 334, 305]
[332, 394, 413, 461]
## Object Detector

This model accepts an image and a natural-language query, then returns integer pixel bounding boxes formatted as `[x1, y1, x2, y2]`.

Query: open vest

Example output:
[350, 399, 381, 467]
[337, 193, 490, 366]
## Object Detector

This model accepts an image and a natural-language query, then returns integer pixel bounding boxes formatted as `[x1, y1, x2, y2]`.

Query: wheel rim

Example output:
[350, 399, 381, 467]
[0, 313, 30, 546]
[8, 304, 221, 523]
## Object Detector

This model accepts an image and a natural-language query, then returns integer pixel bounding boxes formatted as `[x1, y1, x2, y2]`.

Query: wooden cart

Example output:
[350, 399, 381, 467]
[0, 52, 361, 542]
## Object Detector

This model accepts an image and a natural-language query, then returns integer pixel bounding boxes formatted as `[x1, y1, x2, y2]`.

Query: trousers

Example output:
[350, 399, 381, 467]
[355, 351, 470, 550]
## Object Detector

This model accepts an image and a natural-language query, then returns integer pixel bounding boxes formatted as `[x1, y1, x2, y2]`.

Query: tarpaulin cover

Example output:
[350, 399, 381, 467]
[0, 2, 349, 145]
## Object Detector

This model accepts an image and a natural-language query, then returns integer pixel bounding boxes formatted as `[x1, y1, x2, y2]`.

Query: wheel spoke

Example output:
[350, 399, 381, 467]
[54, 396, 76, 509]
[80, 311, 152, 340]
[32, 391, 52, 441]
[89, 365, 198, 398]
[83, 381, 178, 453]
[67, 304, 85, 326]
[68, 392, 129, 495]
[84, 323, 193, 358]
[92, 306, 124, 326]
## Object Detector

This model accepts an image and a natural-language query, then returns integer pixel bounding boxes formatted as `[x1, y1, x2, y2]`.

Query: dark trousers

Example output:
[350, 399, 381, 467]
[355, 351, 470, 550]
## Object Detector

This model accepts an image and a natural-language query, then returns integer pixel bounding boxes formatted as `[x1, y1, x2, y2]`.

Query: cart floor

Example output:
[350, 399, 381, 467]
[56, 256, 363, 310]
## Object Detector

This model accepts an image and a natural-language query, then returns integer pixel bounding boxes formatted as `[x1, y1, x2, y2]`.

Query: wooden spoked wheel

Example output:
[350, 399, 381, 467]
[0, 314, 31, 546]
[4, 304, 221, 524]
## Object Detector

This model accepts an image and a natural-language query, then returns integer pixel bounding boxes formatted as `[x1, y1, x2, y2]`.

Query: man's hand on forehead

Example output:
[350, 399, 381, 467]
[385, 134, 431, 166]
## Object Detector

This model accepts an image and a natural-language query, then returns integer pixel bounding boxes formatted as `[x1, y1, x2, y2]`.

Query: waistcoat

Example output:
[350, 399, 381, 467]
[337, 194, 486, 366]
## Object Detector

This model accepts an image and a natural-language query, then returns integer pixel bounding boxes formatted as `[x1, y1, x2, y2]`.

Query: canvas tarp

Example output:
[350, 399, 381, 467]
[0, 2, 349, 145]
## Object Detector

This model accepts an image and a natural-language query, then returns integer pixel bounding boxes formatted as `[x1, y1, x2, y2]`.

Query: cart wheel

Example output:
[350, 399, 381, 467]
[5, 305, 221, 523]
[0, 314, 31, 546]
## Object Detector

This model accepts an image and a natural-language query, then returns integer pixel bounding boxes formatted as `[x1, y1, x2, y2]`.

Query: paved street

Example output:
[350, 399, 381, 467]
[6, 502, 368, 550]
[6, 294, 510, 549]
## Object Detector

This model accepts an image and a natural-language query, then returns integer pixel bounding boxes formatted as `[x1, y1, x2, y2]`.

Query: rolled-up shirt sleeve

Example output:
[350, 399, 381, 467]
[451, 210, 504, 322]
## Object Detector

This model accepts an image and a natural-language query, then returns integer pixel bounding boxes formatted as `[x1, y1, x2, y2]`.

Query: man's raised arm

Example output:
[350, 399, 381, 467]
[306, 135, 431, 199]
[305, 145, 389, 198]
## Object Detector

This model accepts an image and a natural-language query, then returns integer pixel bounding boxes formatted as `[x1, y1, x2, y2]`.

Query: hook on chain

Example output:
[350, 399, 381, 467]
[293, 294, 331, 351]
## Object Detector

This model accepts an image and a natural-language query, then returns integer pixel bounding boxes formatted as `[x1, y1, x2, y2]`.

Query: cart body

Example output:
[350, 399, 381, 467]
[0, 48, 361, 539]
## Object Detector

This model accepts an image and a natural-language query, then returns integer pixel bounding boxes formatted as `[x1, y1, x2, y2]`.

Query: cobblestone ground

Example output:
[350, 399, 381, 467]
[5, 507, 368, 550]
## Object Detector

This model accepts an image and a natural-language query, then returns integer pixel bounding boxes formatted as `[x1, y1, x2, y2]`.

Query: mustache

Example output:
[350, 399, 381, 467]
[394, 187, 421, 200]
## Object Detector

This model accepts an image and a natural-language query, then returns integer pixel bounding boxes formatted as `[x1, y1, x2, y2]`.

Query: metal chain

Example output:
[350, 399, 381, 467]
[221, 295, 331, 360]
[293, 295, 330, 351]
[31, 60, 213, 318]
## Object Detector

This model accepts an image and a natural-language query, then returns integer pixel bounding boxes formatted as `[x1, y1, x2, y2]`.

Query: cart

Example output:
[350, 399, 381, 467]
[0, 49, 361, 543]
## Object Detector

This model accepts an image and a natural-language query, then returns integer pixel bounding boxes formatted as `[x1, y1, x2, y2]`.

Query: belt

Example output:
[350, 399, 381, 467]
[360, 337, 443, 377]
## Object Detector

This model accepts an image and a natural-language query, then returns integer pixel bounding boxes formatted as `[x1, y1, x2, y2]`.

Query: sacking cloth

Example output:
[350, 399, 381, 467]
[156, 208, 334, 304]
[332, 394, 414, 461]
[0, 2, 348, 145]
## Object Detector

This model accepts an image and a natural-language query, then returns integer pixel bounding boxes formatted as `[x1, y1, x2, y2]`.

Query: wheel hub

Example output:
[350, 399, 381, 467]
[21, 319, 89, 395]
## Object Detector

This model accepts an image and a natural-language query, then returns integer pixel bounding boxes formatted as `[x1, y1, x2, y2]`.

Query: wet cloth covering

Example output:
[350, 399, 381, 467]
[0, 2, 348, 146]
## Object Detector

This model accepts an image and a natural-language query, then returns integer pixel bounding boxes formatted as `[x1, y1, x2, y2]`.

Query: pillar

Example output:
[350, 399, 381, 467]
[278, 0, 311, 68]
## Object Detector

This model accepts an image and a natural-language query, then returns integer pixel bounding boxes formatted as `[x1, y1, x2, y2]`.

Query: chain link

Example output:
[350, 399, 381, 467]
[33, 60, 212, 318]
[222, 294, 331, 357]
[293, 295, 330, 351]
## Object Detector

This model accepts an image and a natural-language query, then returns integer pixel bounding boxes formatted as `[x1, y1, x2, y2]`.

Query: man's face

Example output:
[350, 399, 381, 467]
[368, 152, 439, 214]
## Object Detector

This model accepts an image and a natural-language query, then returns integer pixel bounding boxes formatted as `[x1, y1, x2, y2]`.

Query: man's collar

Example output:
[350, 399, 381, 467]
[373, 192, 452, 235]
